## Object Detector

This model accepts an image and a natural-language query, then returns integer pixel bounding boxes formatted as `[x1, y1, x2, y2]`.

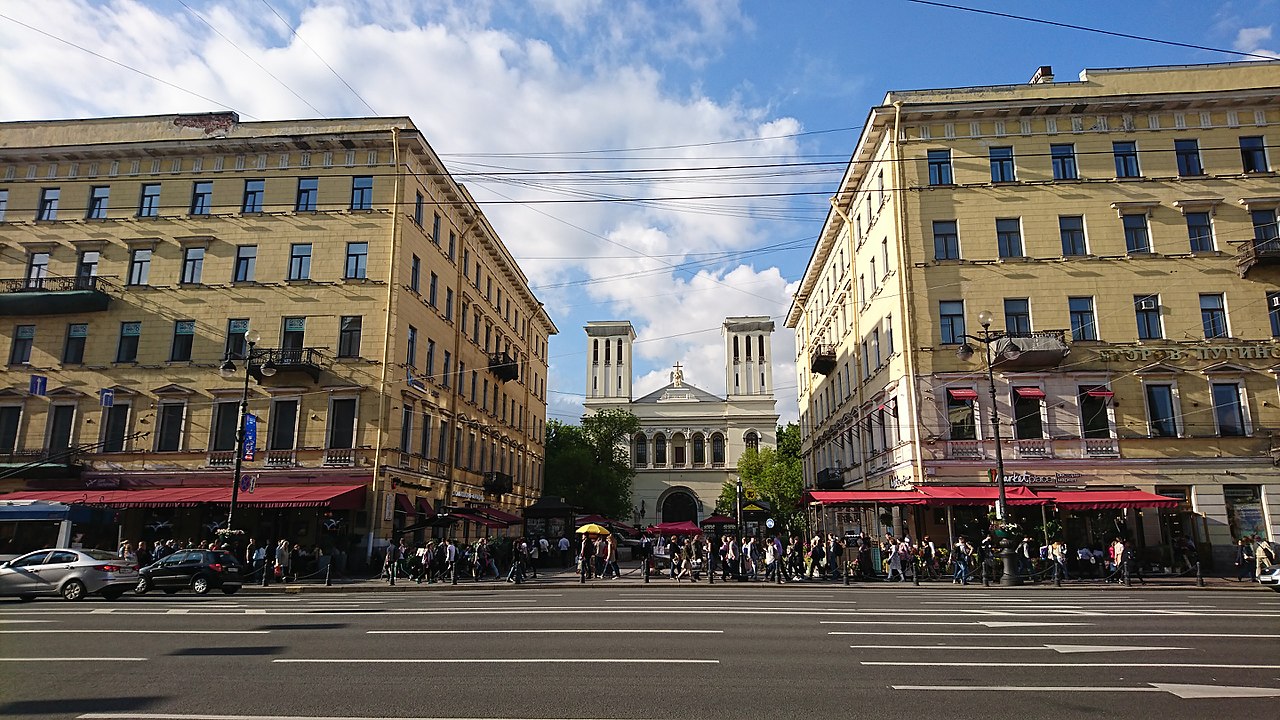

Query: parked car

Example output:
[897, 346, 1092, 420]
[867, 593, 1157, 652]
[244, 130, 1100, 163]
[1259, 564, 1280, 592]
[0, 548, 138, 601]
[135, 549, 242, 595]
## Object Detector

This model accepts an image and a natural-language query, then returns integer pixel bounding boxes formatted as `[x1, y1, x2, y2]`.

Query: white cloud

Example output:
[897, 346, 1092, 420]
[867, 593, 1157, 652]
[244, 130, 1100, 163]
[1233, 25, 1280, 59]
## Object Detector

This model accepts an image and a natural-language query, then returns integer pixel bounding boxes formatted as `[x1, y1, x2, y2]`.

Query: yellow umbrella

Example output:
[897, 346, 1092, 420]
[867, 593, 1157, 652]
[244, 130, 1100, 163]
[576, 523, 611, 535]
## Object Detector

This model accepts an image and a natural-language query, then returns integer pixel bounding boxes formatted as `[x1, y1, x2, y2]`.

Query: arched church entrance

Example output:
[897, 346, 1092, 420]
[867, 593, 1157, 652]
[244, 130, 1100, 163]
[660, 490, 698, 523]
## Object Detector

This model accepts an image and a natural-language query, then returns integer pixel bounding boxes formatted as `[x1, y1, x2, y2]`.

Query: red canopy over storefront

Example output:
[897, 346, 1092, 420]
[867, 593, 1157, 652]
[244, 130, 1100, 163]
[0, 485, 366, 510]
[915, 485, 1045, 506]
[700, 514, 739, 525]
[1034, 490, 1181, 510]
[803, 491, 929, 505]
[448, 511, 506, 529]
[650, 520, 702, 536]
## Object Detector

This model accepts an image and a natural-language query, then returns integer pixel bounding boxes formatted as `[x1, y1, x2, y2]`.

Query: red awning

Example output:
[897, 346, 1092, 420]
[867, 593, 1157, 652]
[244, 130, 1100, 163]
[449, 511, 506, 529]
[1014, 387, 1047, 399]
[415, 497, 435, 518]
[804, 491, 928, 506]
[650, 520, 701, 536]
[700, 514, 738, 525]
[395, 493, 414, 515]
[472, 506, 521, 525]
[1085, 389, 1115, 398]
[914, 485, 1046, 506]
[0, 485, 366, 510]
[1036, 490, 1180, 510]
[947, 388, 979, 400]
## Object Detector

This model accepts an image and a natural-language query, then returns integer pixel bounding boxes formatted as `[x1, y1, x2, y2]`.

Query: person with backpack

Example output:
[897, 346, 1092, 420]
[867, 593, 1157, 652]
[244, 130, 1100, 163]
[953, 537, 973, 585]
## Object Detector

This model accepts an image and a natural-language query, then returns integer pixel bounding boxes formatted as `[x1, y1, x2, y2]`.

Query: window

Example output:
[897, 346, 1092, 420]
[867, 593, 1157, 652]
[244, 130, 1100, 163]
[37, 188, 59, 220]
[428, 272, 438, 307]
[932, 220, 960, 260]
[116, 321, 141, 362]
[76, 251, 99, 284]
[927, 149, 952, 185]
[1012, 388, 1044, 439]
[442, 351, 451, 388]
[1175, 139, 1203, 176]
[654, 433, 667, 466]
[211, 401, 239, 452]
[692, 434, 706, 465]
[189, 181, 213, 215]
[939, 300, 965, 344]
[25, 252, 49, 287]
[399, 405, 413, 453]
[225, 319, 249, 360]
[1145, 384, 1178, 437]
[1252, 209, 1279, 252]
[86, 186, 109, 219]
[448, 231, 456, 262]
[445, 288, 454, 322]
[138, 184, 160, 217]
[1059, 215, 1087, 256]
[1113, 141, 1141, 177]
[1211, 383, 1246, 436]
[345, 242, 368, 279]
[268, 399, 298, 451]
[170, 320, 195, 361]
[63, 323, 87, 364]
[0, 188, 7, 221]
[46, 405, 75, 454]
[0, 406, 19, 454]
[1078, 387, 1111, 439]
[1269, 292, 1280, 337]
[289, 244, 312, 280]
[128, 248, 151, 285]
[9, 325, 34, 364]
[1050, 143, 1078, 180]
[633, 433, 648, 466]
[327, 398, 357, 449]
[1200, 293, 1228, 338]
[946, 390, 976, 440]
[414, 192, 424, 226]
[431, 213, 441, 245]
[1004, 298, 1031, 336]
[102, 402, 130, 453]
[295, 177, 318, 211]
[1240, 136, 1269, 173]
[233, 246, 257, 282]
[409, 255, 420, 292]
[995, 218, 1023, 258]
[338, 316, 362, 358]
[350, 176, 373, 210]
[1134, 295, 1162, 340]
[989, 146, 1015, 182]
[181, 247, 204, 284]
[155, 403, 185, 452]
[281, 317, 305, 352]
[884, 315, 894, 356]
[1069, 297, 1097, 341]
[242, 179, 264, 212]
[1122, 213, 1151, 253]
[1186, 212, 1214, 252]
[711, 433, 726, 465]
[406, 326, 418, 368]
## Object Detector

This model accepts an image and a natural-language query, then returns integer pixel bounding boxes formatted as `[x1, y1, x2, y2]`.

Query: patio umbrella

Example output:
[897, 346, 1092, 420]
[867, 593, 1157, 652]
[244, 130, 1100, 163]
[576, 523, 611, 535]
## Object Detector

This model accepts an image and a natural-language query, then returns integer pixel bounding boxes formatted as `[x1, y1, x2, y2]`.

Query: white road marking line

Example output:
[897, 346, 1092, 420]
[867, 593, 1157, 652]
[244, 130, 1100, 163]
[0, 657, 146, 662]
[831, 631, 1279, 638]
[165, 609, 190, 614]
[605, 598, 857, 604]
[90, 608, 115, 614]
[822, 620, 1093, 627]
[273, 658, 718, 665]
[890, 684, 1280, 699]
[848, 644, 1188, 653]
[0, 619, 53, 624]
[864, 661, 1280, 669]
[79, 714, 672, 720]
[0, 629, 270, 634]
[367, 629, 724, 635]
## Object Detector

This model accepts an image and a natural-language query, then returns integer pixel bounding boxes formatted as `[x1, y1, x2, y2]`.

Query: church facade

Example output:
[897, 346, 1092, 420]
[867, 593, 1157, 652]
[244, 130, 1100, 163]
[582, 317, 780, 525]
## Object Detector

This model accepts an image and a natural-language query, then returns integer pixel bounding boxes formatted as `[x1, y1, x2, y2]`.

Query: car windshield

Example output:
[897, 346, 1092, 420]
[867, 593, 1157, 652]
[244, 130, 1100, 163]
[82, 550, 119, 561]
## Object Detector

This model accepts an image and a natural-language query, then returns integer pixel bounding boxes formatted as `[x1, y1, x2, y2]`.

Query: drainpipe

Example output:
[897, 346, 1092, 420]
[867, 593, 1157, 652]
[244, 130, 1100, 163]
[369, 126, 402, 562]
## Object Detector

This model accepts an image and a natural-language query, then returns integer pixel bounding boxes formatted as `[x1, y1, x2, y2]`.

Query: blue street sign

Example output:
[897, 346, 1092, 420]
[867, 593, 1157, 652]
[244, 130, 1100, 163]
[29, 375, 47, 396]
[239, 474, 257, 493]
[99, 388, 115, 407]
[242, 413, 257, 461]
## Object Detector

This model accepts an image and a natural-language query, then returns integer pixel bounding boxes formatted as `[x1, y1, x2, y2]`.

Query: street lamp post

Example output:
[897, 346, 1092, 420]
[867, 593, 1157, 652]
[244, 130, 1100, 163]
[956, 310, 1022, 587]
[219, 329, 277, 537]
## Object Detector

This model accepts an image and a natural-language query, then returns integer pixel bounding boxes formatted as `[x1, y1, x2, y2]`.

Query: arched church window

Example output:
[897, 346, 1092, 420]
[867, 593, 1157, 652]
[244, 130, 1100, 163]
[654, 433, 667, 466]
[711, 433, 725, 466]
[633, 433, 648, 467]
[616, 338, 623, 365]
[745, 431, 760, 452]
[672, 433, 686, 467]
[592, 339, 598, 364]
[692, 434, 706, 466]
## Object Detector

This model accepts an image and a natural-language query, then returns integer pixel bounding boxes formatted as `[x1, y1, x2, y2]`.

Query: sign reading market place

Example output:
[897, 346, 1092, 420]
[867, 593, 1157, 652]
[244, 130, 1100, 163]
[988, 469, 1085, 485]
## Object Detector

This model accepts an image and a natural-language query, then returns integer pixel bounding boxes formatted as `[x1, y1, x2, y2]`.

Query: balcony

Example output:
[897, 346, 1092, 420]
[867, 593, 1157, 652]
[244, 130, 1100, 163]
[265, 449, 297, 468]
[483, 471, 514, 495]
[488, 351, 519, 383]
[250, 347, 325, 383]
[0, 447, 83, 479]
[991, 330, 1069, 371]
[0, 276, 111, 316]
[323, 448, 354, 467]
[1013, 439, 1052, 459]
[207, 450, 236, 468]
[1083, 438, 1119, 457]
[945, 440, 983, 459]
[1236, 238, 1280, 278]
[815, 466, 844, 490]
[810, 344, 837, 375]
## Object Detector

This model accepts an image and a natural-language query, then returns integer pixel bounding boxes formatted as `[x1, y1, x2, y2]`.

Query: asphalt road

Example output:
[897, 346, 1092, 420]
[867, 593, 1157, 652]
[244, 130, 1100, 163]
[1, 582, 1277, 720]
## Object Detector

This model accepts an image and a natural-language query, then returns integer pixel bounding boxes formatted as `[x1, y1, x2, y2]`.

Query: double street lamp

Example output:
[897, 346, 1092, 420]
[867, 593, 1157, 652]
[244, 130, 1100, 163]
[219, 329, 276, 535]
[955, 310, 1022, 586]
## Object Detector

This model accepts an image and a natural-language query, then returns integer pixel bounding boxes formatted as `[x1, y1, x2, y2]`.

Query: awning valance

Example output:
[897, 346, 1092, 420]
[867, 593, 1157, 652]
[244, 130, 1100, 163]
[472, 506, 521, 526]
[449, 511, 506, 529]
[0, 485, 366, 510]
[804, 491, 928, 506]
[1034, 490, 1180, 510]
[947, 388, 979, 400]
[804, 486, 1181, 510]
[1014, 387, 1046, 399]
[914, 485, 1046, 506]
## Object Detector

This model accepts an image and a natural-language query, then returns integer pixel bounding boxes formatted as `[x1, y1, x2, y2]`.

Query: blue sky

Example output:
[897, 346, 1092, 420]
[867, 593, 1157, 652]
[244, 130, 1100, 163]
[1, 0, 1275, 424]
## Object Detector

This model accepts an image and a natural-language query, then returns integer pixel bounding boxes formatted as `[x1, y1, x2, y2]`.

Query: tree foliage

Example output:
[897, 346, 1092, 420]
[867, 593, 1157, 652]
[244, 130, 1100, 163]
[714, 423, 805, 534]
[544, 408, 640, 519]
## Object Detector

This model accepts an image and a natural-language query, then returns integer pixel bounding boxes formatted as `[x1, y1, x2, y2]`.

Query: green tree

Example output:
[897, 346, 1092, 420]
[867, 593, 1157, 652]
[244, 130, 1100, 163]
[544, 408, 640, 518]
[715, 424, 805, 534]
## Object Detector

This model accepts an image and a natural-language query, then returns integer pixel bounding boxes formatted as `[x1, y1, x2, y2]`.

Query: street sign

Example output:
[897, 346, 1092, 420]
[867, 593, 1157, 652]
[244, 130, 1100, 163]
[239, 474, 257, 493]
[765, 518, 775, 529]
[99, 388, 114, 407]
[744, 489, 760, 501]
[29, 375, 47, 396]
[242, 413, 257, 461]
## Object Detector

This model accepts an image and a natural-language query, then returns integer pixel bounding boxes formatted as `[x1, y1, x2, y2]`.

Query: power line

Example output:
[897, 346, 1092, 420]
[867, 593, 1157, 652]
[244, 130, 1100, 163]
[258, 0, 378, 116]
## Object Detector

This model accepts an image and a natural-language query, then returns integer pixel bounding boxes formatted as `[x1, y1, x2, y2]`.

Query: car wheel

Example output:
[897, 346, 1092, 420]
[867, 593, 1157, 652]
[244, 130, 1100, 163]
[162, 588, 179, 595]
[191, 575, 211, 595]
[221, 586, 239, 595]
[102, 588, 126, 601]
[61, 580, 86, 601]
[135, 578, 151, 594]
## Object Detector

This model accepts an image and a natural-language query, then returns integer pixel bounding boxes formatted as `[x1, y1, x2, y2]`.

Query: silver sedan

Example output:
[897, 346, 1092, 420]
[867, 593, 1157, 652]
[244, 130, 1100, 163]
[0, 548, 138, 601]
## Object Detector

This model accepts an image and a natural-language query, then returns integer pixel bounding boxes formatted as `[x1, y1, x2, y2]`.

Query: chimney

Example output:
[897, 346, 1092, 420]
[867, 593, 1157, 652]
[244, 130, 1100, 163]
[1029, 66, 1054, 84]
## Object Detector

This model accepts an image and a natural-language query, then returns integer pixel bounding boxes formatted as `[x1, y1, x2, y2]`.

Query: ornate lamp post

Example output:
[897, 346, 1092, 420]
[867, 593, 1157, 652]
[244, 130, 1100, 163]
[956, 310, 1022, 586]
[219, 329, 276, 535]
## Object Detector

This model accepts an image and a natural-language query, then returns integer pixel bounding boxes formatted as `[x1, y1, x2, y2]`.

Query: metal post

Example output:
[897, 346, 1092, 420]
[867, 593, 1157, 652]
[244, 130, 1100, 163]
[981, 553, 989, 586]
[1195, 560, 1204, 587]
[913, 557, 920, 586]
[225, 341, 256, 535]
[1055, 561, 1062, 587]
[982, 336, 1021, 587]
[261, 555, 271, 587]
[325, 559, 332, 586]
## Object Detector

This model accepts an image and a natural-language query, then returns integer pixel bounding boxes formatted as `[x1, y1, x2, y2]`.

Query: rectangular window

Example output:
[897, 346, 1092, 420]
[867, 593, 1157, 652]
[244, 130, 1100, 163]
[1252, 209, 1279, 252]
[432, 213, 442, 245]
[242, 179, 264, 212]
[63, 323, 87, 364]
[1078, 387, 1111, 439]
[420, 411, 432, 458]
[86, 186, 110, 219]
[995, 218, 1023, 258]
[1211, 383, 1246, 437]
[155, 403, 185, 452]
[1186, 212, 1214, 252]
[1059, 215, 1087, 256]
[426, 338, 436, 376]
[327, 398, 357, 449]
[102, 402, 130, 453]
[1122, 213, 1151, 253]
[932, 220, 960, 260]
[1268, 292, 1280, 337]
[233, 245, 257, 282]
[295, 177, 318, 211]
[1113, 141, 1141, 177]
[9, 325, 34, 364]
[1004, 298, 1031, 336]
[1175, 139, 1203, 176]
[211, 401, 239, 452]
[350, 176, 373, 210]
[448, 231, 456, 262]
[414, 191, 424, 227]
[77, 251, 99, 284]
[181, 247, 204, 284]
[947, 391, 976, 440]
[289, 243, 312, 280]
[338, 316, 362, 358]
[406, 326, 418, 368]
[170, 320, 195, 361]
[116, 321, 141, 362]
[409, 255, 420, 292]
[189, 181, 212, 215]
[400, 405, 413, 453]
[1069, 297, 1097, 341]
[939, 300, 965, 344]
[1200, 293, 1228, 338]
[445, 288, 454, 322]
[0, 188, 8, 221]
[989, 146, 1015, 182]
[0, 406, 19, 454]
[281, 316, 305, 352]
[225, 318, 249, 360]
[442, 351, 451, 388]
[345, 242, 368, 279]
[1012, 389, 1044, 439]
[268, 399, 298, 451]
[1134, 295, 1162, 340]
[138, 183, 160, 217]
[1050, 143, 1078, 180]
[25, 252, 49, 287]
[37, 188, 59, 220]
[1240, 136, 1269, 173]
[128, 248, 151, 285]
[47, 405, 75, 454]
[927, 149, 952, 185]
[1145, 384, 1178, 437]
[428, 272, 439, 307]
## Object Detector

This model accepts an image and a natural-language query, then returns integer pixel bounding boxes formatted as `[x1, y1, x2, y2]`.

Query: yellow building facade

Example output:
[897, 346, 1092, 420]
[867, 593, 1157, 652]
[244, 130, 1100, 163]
[0, 113, 555, 563]
[787, 62, 1280, 569]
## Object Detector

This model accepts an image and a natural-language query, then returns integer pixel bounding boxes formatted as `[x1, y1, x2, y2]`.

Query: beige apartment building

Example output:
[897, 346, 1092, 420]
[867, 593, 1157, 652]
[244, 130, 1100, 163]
[0, 113, 555, 562]
[787, 61, 1280, 569]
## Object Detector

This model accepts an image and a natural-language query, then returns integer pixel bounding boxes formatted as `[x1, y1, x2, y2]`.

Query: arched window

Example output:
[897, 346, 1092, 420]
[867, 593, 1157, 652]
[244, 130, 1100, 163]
[745, 431, 760, 452]
[654, 433, 667, 466]
[711, 433, 725, 466]
[633, 433, 648, 467]
[671, 433, 686, 467]
[692, 433, 706, 466]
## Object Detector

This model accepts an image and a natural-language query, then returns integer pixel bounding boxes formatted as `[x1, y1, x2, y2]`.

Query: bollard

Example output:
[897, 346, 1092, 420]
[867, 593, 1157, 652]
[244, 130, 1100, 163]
[708, 558, 715, 585]
[913, 559, 921, 586]
[981, 558, 990, 587]
[1196, 560, 1205, 587]
[325, 561, 332, 587]
[844, 560, 851, 586]
[643, 557, 650, 584]
[261, 559, 271, 587]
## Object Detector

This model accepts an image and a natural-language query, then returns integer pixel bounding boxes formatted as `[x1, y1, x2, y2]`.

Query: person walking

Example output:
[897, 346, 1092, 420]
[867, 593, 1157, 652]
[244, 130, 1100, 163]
[1050, 539, 1070, 581]
[1254, 535, 1276, 581]
[885, 535, 904, 582]
[603, 534, 620, 579]
[558, 535, 571, 568]
[953, 536, 972, 585]
[579, 533, 596, 583]
[1235, 538, 1255, 581]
